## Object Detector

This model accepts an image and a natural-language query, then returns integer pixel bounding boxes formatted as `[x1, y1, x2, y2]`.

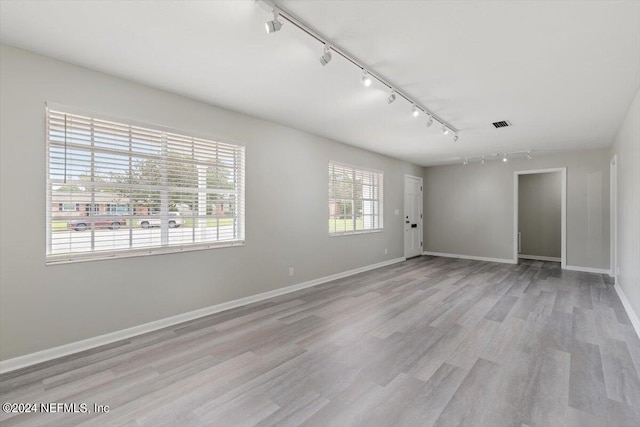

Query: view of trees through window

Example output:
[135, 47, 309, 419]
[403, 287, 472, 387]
[53, 161, 234, 215]
[328, 162, 383, 234]
[47, 109, 245, 261]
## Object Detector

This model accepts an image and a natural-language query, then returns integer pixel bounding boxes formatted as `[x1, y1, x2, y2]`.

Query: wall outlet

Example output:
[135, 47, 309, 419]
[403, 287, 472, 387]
[385, 248, 388, 255]
[289, 267, 294, 277]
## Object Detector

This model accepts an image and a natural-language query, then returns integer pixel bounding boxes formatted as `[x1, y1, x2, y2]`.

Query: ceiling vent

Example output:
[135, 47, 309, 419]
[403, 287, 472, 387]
[492, 120, 511, 128]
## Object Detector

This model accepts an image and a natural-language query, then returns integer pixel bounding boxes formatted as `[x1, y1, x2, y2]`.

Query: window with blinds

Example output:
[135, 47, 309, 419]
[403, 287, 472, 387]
[46, 107, 245, 263]
[328, 161, 383, 235]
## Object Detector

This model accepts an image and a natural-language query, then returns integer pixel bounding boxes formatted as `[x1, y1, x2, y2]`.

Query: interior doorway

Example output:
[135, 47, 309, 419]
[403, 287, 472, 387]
[404, 175, 423, 259]
[513, 168, 567, 268]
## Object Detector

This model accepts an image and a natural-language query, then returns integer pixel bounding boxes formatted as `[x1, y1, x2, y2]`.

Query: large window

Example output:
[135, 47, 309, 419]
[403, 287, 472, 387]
[328, 161, 383, 235]
[46, 107, 245, 263]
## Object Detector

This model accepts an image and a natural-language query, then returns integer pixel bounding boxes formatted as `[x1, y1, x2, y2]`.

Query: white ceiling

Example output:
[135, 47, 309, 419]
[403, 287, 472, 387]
[1, 0, 639, 166]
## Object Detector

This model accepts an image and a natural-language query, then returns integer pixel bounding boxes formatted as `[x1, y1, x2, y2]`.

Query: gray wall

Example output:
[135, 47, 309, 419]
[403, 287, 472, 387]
[423, 149, 610, 268]
[611, 88, 640, 322]
[518, 172, 562, 258]
[0, 45, 422, 361]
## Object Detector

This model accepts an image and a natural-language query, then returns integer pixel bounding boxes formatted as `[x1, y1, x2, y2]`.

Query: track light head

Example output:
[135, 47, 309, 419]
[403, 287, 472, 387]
[319, 45, 332, 66]
[387, 90, 396, 104]
[361, 71, 372, 87]
[265, 12, 283, 33]
[481, 156, 486, 165]
[425, 115, 433, 127]
[527, 151, 533, 160]
[441, 125, 450, 135]
[502, 154, 508, 162]
[463, 158, 469, 165]
[453, 133, 459, 142]
[411, 105, 420, 118]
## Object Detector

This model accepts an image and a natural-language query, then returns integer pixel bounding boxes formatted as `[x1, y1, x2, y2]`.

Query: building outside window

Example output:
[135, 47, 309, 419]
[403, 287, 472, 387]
[46, 107, 245, 263]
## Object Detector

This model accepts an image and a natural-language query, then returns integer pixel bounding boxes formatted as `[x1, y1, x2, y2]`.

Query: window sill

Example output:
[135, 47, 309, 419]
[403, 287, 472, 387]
[329, 229, 383, 237]
[46, 241, 245, 265]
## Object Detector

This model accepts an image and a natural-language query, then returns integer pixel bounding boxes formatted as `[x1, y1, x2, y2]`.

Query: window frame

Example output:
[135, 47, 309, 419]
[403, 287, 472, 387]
[328, 161, 384, 236]
[45, 103, 245, 264]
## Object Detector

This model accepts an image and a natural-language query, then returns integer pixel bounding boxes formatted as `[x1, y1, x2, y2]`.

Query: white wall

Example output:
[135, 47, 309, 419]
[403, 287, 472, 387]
[423, 149, 610, 269]
[611, 89, 640, 323]
[0, 45, 422, 361]
[518, 172, 562, 259]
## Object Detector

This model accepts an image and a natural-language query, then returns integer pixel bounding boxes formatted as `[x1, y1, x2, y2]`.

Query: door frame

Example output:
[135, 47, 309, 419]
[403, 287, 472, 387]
[610, 155, 617, 279]
[513, 168, 567, 268]
[404, 174, 423, 259]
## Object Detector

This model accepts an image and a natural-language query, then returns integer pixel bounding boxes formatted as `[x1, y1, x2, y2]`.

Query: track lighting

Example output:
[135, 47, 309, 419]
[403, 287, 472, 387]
[265, 12, 283, 33]
[256, 1, 459, 138]
[463, 151, 534, 165]
[361, 71, 372, 87]
[463, 158, 469, 165]
[319, 45, 332, 66]
[387, 90, 396, 104]
[453, 133, 459, 142]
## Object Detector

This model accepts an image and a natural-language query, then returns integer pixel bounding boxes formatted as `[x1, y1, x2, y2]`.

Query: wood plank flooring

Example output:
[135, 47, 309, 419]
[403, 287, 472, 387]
[1, 256, 639, 426]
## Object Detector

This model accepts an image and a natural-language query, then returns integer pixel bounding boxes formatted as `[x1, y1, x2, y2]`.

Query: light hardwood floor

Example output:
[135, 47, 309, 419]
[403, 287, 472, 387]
[1, 256, 639, 426]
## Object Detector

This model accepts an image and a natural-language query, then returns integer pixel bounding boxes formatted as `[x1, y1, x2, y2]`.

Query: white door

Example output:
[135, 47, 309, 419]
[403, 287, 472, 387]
[404, 175, 423, 258]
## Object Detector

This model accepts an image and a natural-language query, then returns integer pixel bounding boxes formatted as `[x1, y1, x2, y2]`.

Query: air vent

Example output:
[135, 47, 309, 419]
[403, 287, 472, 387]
[492, 120, 511, 128]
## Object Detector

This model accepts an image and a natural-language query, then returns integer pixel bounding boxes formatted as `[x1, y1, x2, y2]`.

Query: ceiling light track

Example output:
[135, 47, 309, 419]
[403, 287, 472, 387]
[255, 0, 458, 136]
[462, 150, 534, 165]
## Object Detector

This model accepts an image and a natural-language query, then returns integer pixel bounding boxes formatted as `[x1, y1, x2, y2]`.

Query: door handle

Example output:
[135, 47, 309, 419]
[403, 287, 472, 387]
[405, 221, 410, 224]
[411, 224, 417, 228]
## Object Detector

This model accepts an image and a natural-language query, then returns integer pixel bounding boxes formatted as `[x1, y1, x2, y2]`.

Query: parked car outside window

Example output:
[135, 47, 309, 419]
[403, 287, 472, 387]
[138, 212, 184, 229]
[68, 214, 126, 231]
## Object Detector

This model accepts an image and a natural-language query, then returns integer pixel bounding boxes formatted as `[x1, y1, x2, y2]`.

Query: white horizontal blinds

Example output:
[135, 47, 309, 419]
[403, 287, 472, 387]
[328, 162, 383, 235]
[164, 132, 244, 245]
[47, 109, 245, 261]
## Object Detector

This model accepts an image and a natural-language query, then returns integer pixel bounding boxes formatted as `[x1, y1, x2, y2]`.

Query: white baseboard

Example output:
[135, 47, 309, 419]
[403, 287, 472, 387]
[0, 257, 405, 374]
[423, 251, 515, 265]
[425, 253, 613, 276]
[518, 254, 561, 262]
[614, 282, 640, 339]
[564, 265, 611, 275]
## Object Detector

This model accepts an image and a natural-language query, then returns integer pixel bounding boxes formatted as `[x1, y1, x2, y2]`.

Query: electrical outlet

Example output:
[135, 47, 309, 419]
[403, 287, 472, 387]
[289, 267, 294, 277]
[385, 248, 388, 255]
